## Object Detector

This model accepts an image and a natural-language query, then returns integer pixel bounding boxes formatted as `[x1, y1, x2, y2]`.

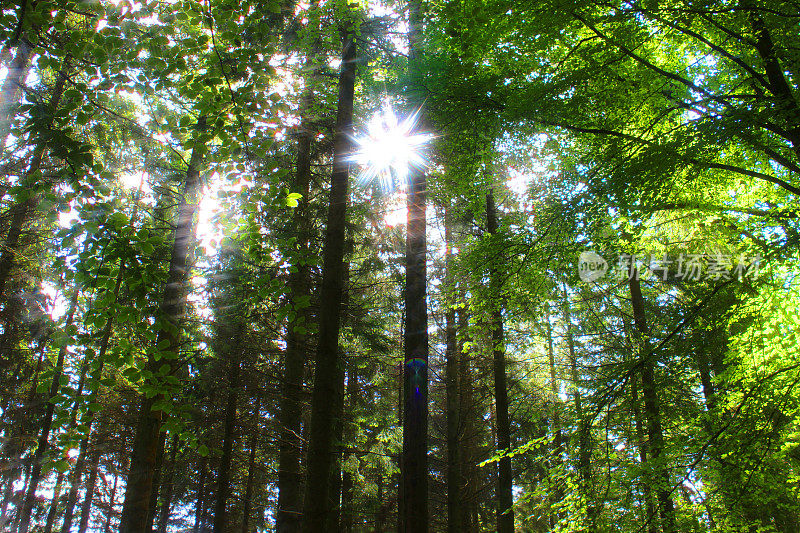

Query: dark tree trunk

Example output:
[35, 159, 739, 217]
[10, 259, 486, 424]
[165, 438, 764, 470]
[486, 192, 514, 533]
[156, 434, 179, 533]
[629, 273, 676, 533]
[213, 340, 242, 533]
[119, 116, 207, 532]
[444, 209, 462, 533]
[146, 433, 167, 531]
[300, 23, 357, 532]
[102, 473, 117, 533]
[43, 470, 64, 533]
[546, 311, 564, 526]
[457, 303, 478, 532]
[401, 3, 430, 531]
[17, 292, 78, 533]
[564, 295, 595, 526]
[276, 46, 317, 533]
[61, 265, 124, 533]
[240, 425, 259, 533]
[77, 433, 103, 533]
[340, 359, 358, 533]
[631, 374, 657, 533]
[0, 63, 67, 306]
[193, 456, 208, 533]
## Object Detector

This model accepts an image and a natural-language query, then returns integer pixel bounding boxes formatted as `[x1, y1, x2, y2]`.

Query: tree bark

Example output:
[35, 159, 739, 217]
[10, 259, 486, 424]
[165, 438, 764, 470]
[42, 470, 64, 533]
[629, 273, 676, 533]
[444, 208, 462, 533]
[240, 424, 259, 533]
[61, 264, 125, 533]
[77, 431, 103, 533]
[457, 302, 478, 532]
[156, 434, 179, 533]
[631, 373, 657, 533]
[212, 335, 242, 533]
[545, 310, 564, 526]
[119, 116, 207, 533]
[563, 292, 595, 526]
[0, 62, 68, 306]
[300, 22, 356, 532]
[17, 292, 78, 533]
[486, 192, 514, 533]
[276, 43, 318, 533]
[401, 3, 430, 530]
[0, 38, 31, 144]
[193, 456, 208, 533]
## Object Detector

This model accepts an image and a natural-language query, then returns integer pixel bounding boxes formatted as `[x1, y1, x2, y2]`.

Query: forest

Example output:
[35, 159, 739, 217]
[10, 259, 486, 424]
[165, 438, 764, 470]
[0, 0, 799, 531]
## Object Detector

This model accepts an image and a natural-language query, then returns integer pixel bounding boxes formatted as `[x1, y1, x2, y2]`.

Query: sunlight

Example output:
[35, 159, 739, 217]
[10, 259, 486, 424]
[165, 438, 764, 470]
[350, 100, 432, 192]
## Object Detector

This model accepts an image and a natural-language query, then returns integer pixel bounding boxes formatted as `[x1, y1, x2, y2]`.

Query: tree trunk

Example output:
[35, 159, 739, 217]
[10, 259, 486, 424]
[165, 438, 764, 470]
[629, 273, 676, 533]
[193, 456, 208, 533]
[61, 265, 125, 533]
[457, 302, 478, 532]
[119, 116, 207, 533]
[42, 470, 64, 533]
[78, 428, 103, 533]
[0, 38, 31, 144]
[631, 373, 657, 533]
[300, 22, 357, 532]
[401, 2, 430, 529]
[444, 208, 462, 533]
[563, 292, 595, 526]
[17, 292, 78, 533]
[276, 44, 318, 533]
[156, 434, 179, 533]
[213, 337, 242, 533]
[102, 473, 117, 533]
[240, 425, 259, 533]
[341, 359, 358, 532]
[546, 310, 564, 526]
[0, 62, 68, 306]
[486, 192, 514, 533]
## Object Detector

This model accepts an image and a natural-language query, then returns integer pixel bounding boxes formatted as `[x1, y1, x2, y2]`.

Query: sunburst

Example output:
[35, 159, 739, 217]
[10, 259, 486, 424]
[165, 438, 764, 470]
[350, 100, 432, 192]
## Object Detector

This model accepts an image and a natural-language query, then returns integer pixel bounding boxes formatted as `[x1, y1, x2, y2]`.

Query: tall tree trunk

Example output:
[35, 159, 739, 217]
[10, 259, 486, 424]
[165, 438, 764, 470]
[486, 192, 514, 533]
[276, 44, 318, 533]
[457, 302, 477, 532]
[631, 373, 657, 533]
[61, 264, 125, 533]
[77, 426, 104, 533]
[240, 425, 259, 533]
[102, 473, 117, 533]
[401, 3, 430, 531]
[42, 470, 64, 533]
[563, 292, 595, 526]
[156, 434, 179, 533]
[17, 292, 78, 533]
[193, 456, 208, 533]
[329, 257, 353, 532]
[0, 62, 68, 305]
[213, 336, 242, 533]
[444, 208, 462, 533]
[0, 38, 31, 144]
[341, 358, 359, 532]
[300, 21, 357, 532]
[546, 310, 564, 526]
[629, 273, 676, 533]
[119, 116, 207, 532]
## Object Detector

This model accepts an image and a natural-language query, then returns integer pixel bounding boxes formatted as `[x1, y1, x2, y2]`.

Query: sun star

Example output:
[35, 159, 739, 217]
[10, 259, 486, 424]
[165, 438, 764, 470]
[350, 101, 432, 192]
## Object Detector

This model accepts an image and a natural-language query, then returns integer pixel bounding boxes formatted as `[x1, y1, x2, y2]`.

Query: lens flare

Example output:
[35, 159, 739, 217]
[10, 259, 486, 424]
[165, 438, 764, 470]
[350, 101, 432, 192]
